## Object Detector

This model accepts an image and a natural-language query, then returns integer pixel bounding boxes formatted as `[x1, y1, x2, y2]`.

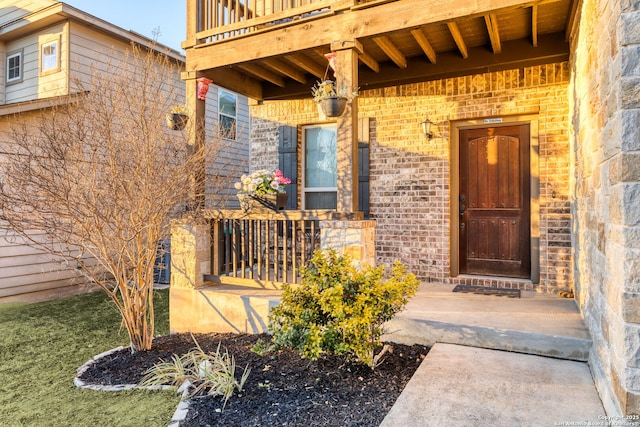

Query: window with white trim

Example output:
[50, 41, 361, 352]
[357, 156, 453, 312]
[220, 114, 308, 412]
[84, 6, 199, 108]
[302, 124, 337, 209]
[6, 51, 22, 83]
[40, 39, 60, 73]
[218, 90, 237, 140]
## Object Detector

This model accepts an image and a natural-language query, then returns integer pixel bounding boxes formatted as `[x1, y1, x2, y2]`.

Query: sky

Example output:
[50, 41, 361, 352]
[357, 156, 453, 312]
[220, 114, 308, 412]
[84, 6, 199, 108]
[62, 1, 186, 52]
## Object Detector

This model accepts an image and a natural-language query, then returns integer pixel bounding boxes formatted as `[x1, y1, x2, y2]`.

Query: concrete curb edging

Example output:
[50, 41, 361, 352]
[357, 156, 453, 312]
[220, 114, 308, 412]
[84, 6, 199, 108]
[74, 347, 191, 426]
[168, 391, 192, 427]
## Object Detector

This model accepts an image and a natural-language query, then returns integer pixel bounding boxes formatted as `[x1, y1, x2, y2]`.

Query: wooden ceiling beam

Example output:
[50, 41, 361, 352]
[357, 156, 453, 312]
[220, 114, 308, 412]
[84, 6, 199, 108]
[262, 32, 569, 100]
[531, 5, 538, 47]
[263, 58, 308, 83]
[313, 48, 334, 78]
[565, 0, 580, 41]
[314, 49, 330, 61]
[359, 49, 380, 72]
[237, 63, 286, 87]
[410, 28, 437, 64]
[358, 32, 568, 90]
[286, 54, 326, 79]
[372, 35, 407, 68]
[447, 22, 469, 59]
[187, 0, 563, 70]
[316, 45, 379, 73]
[484, 13, 502, 54]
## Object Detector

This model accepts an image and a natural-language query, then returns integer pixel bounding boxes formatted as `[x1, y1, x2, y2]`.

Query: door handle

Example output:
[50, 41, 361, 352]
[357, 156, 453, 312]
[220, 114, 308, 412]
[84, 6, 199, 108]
[459, 204, 466, 216]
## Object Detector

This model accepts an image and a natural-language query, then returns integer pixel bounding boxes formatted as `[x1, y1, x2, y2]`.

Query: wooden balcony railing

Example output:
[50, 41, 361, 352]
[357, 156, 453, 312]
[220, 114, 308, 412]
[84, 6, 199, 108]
[204, 209, 363, 287]
[186, 0, 368, 46]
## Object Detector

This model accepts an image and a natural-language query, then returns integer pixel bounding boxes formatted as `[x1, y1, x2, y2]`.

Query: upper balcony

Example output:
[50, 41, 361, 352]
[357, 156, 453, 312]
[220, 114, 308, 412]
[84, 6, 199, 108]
[184, 0, 576, 101]
[184, 0, 365, 47]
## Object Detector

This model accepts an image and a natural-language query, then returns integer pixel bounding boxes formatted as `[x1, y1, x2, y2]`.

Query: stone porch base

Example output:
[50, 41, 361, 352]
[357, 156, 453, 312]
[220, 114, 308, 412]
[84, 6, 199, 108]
[170, 284, 281, 334]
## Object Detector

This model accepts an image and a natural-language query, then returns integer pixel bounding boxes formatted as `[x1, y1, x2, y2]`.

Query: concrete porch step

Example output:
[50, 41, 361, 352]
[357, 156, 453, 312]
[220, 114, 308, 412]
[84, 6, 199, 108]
[382, 284, 592, 361]
[172, 283, 591, 361]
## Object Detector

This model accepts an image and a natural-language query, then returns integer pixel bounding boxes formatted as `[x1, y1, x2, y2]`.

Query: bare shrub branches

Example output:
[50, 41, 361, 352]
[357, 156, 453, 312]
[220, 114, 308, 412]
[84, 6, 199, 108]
[0, 44, 238, 351]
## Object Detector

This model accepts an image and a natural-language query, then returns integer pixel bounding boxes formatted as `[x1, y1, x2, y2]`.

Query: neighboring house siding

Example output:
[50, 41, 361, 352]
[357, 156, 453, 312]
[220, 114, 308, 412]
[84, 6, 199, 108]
[4, 22, 68, 104]
[204, 85, 251, 209]
[67, 23, 250, 210]
[67, 21, 122, 91]
[0, 108, 91, 301]
[250, 62, 572, 293]
[0, 10, 250, 302]
[0, 0, 53, 22]
[0, 106, 90, 300]
[0, 229, 94, 302]
[67, 21, 166, 92]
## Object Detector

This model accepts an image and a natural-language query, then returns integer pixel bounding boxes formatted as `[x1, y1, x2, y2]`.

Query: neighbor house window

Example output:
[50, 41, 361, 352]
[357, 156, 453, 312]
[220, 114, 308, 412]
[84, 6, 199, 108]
[6, 51, 22, 83]
[219, 90, 237, 140]
[40, 39, 60, 73]
[303, 124, 337, 209]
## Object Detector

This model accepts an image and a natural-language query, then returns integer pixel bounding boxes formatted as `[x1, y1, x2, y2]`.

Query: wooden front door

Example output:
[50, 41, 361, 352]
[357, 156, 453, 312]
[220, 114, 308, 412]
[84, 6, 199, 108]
[459, 125, 531, 278]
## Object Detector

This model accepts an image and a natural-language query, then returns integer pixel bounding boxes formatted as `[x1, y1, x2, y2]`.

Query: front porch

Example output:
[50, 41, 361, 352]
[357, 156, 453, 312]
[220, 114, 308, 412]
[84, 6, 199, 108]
[177, 0, 640, 417]
[172, 0, 585, 374]
[179, 0, 578, 292]
[170, 277, 590, 361]
[169, 206, 588, 358]
[169, 207, 587, 360]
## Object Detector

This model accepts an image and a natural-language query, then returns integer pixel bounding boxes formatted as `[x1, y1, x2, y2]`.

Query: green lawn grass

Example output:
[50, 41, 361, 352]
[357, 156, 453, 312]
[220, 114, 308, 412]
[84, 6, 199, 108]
[0, 289, 179, 427]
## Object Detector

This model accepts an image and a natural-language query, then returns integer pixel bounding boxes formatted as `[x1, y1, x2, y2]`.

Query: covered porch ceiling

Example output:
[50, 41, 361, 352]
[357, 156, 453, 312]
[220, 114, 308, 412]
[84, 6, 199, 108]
[184, 0, 577, 101]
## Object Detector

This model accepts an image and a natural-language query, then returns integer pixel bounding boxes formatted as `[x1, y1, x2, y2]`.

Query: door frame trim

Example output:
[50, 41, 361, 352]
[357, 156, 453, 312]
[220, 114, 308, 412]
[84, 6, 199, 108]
[449, 114, 540, 284]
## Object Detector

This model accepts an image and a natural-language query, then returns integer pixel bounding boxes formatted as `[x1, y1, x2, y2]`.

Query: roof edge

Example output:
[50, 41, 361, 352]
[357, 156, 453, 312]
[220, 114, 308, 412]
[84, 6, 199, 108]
[0, 2, 184, 63]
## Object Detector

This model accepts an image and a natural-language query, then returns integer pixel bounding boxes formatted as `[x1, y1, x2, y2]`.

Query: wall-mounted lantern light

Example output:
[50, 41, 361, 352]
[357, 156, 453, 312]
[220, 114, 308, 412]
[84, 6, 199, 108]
[421, 117, 434, 140]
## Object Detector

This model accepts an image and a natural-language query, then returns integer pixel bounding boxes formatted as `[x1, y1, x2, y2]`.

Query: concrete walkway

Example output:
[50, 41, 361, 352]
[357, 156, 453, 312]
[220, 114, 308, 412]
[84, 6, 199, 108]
[380, 284, 608, 426]
[380, 343, 606, 426]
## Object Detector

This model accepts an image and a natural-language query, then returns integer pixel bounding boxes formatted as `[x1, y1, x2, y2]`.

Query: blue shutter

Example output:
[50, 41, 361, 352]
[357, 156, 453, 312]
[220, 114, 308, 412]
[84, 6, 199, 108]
[358, 118, 370, 218]
[278, 125, 297, 210]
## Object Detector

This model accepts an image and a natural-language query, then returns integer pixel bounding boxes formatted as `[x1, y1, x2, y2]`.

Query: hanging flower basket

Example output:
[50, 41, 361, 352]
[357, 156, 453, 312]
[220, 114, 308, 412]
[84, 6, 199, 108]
[319, 97, 348, 118]
[167, 113, 188, 130]
[312, 80, 357, 119]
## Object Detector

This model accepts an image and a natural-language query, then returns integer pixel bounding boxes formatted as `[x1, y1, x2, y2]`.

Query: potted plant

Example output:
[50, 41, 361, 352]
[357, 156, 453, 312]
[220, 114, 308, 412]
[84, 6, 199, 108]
[167, 105, 189, 130]
[312, 80, 358, 118]
[234, 169, 291, 212]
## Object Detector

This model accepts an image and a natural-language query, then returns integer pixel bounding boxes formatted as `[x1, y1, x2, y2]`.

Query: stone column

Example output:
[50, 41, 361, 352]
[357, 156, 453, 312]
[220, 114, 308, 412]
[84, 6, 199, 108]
[320, 220, 376, 268]
[170, 220, 210, 289]
[331, 40, 361, 213]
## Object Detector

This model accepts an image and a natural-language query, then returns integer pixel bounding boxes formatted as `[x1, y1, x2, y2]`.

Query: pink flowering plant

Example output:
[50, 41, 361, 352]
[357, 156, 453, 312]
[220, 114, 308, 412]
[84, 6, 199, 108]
[234, 169, 291, 196]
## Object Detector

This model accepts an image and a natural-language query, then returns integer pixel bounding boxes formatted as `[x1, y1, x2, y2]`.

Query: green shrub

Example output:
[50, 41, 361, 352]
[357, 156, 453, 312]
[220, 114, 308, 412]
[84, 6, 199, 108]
[269, 249, 419, 368]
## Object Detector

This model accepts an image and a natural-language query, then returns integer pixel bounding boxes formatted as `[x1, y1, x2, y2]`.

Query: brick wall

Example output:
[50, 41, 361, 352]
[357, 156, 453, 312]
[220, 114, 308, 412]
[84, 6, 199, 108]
[250, 62, 572, 293]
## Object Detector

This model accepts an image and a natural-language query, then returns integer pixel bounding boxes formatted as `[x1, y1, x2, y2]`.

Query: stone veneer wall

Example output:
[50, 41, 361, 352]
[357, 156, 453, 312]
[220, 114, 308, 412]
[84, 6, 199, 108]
[570, 0, 640, 416]
[250, 62, 572, 293]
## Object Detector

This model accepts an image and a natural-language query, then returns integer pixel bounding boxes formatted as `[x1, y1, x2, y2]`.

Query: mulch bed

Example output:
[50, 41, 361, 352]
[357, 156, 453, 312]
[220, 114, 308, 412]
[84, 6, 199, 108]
[78, 333, 429, 426]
